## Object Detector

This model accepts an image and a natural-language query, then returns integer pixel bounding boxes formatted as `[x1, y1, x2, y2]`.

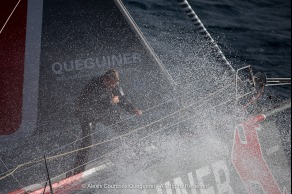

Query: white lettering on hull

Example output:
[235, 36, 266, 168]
[153, 159, 233, 194]
[52, 53, 142, 75]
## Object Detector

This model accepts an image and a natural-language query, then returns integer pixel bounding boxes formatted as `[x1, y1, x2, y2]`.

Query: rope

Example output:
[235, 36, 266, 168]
[0, 158, 44, 181]
[0, 0, 22, 34]
[176, 0, 235, 75]
[266, 83, 291, 87]
[116, 0, 177, 86]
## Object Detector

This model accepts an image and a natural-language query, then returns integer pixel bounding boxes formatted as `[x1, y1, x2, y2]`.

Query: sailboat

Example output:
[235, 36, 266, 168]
[0, 0, 290, 193]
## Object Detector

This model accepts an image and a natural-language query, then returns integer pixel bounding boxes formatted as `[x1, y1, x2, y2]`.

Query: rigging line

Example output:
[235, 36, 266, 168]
[0, 158, 24, 188]
[0, 158, 44, 181]
[266, 83, 291, 87]
[0, 84, 233, 180]
[267, 78, 292, 80]
[44, 155, 54, 194]
[176, 0, 235, 75]
[42, 181, 48, 194]
[115, 0, 176, 86]
[0, 0, 22, 35]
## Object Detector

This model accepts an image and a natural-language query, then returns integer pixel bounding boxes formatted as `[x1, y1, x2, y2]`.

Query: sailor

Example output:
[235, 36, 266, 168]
[76, 68, 142, 132]
[71, 69, 142, 175]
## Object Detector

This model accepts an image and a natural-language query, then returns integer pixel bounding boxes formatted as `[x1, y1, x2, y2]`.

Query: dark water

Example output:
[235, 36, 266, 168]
[191, 0, 291, 78]
[191, 0, 291, 99]
[125, 0, 291, 98]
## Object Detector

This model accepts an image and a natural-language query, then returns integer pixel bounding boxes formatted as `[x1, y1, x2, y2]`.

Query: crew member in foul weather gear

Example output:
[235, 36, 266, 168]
[70, 69, 142, 175]
[75, 68, 142, 128]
